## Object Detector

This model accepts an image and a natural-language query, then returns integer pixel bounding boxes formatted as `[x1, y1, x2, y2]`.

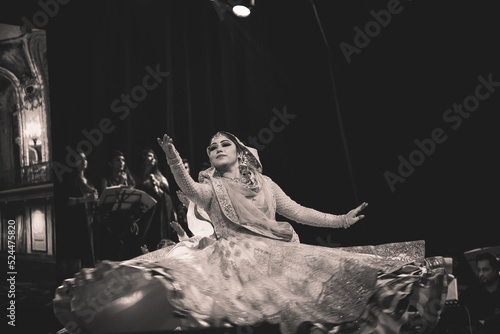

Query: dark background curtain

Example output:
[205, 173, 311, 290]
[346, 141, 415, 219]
[2, 0, 499, 257]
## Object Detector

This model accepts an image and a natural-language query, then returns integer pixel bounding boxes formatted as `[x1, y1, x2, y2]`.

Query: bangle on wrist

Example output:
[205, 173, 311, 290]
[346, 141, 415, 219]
[167, 156, 180, 166]
[341, 215, 350, 229]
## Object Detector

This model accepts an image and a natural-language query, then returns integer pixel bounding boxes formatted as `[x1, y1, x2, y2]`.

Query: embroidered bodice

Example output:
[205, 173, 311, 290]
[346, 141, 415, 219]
[167, 153, 348, 238]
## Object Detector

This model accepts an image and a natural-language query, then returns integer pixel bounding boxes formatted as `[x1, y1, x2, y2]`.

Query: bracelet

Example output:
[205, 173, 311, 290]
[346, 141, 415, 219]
[341, 215, 350, 229]
[167, 156, 181, 166]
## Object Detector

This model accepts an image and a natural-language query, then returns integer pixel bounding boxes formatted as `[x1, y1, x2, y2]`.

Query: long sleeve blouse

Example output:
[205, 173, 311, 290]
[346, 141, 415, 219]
[167, 154, 347, 229]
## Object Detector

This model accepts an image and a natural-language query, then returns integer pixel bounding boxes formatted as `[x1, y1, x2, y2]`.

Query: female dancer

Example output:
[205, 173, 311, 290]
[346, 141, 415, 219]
[53, 131, 450, 334]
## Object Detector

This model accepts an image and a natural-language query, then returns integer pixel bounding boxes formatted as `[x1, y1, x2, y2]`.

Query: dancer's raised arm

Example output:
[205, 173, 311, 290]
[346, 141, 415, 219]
[157, 134, 212, 208]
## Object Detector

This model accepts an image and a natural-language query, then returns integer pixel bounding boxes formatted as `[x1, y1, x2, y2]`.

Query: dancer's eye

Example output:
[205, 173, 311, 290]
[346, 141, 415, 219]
[208, 145, 217, 151]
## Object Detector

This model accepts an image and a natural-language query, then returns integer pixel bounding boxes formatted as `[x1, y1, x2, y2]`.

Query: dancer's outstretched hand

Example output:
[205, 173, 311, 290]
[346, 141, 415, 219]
[345, 202, 368, 227]
[157, 134, 178, 160]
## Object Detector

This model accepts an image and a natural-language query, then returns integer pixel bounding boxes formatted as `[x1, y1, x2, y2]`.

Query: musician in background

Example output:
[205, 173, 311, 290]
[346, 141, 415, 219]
[461, 252, 500, 333]
[134, 148, 176, 251]
[99, 149, 136, 192]
[94, 149, 138, 260]
[59, 150, 98, 279]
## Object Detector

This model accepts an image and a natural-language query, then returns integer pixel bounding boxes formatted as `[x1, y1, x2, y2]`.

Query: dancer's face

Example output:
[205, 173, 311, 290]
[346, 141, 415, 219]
[208, 134, 238, 170]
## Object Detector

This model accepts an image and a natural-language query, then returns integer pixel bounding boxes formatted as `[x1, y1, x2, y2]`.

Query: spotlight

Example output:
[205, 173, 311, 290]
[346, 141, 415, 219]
[211, 0, 255, 18]
[232, 0, 254, 17]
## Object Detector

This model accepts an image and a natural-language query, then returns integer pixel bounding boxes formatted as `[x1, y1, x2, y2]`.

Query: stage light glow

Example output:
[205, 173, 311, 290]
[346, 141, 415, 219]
[211, 0, 254, 18]
[232, 5, 251, 17]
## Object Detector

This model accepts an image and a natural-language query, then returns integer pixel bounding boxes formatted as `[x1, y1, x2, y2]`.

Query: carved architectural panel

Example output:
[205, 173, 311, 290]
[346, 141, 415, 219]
[0, 24, 51, 189]
[0, 23, 54, 258]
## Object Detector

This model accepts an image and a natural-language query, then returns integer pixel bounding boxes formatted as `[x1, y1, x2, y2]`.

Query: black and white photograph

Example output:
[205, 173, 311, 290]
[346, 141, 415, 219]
[0, 1, 499, 333]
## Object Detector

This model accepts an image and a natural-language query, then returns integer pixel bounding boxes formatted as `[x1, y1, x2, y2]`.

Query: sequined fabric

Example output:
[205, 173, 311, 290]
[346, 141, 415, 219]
[126, 237, 443, 334]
